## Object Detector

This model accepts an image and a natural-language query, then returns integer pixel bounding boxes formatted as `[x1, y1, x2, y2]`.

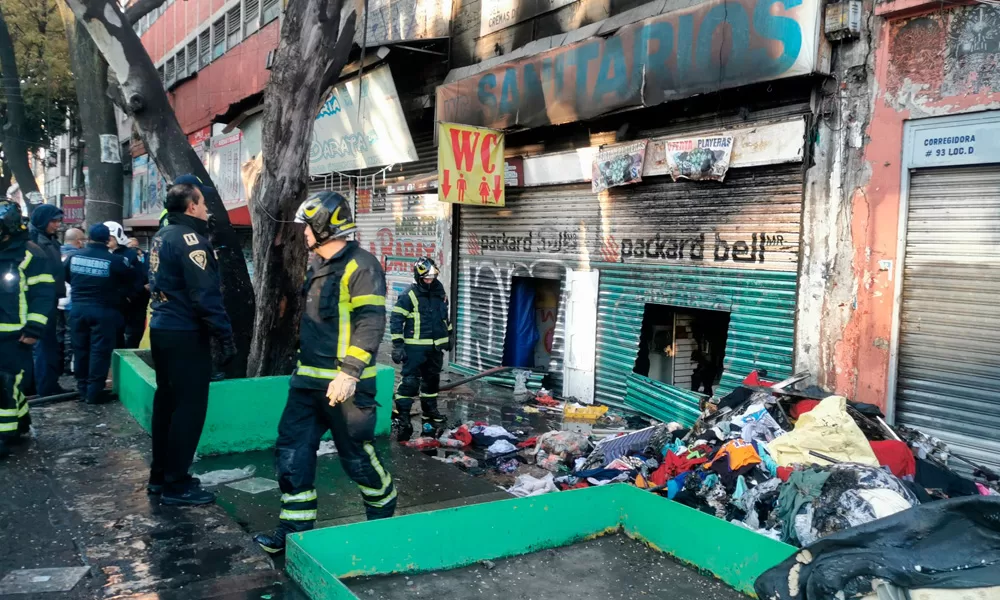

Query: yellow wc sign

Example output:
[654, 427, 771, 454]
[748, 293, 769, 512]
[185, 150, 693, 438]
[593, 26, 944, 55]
[437, 122, 505, 207]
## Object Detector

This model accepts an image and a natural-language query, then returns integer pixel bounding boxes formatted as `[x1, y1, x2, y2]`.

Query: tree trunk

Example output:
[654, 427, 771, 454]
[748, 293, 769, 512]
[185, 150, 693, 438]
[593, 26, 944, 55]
[60, 6, 124, 226]
[247, 0, 357, 377]
[63, 0, 255, 375]
[0, 5, 43, 212]
[0, 155, 11, 195]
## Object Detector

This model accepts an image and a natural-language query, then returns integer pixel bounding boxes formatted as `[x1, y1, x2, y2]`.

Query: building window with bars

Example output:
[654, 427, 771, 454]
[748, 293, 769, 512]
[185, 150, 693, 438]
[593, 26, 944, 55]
[187, 40, 198, 74]
[244, 0, 260, 36]
[175, 48, 186, 80]
[261, 0, 279, 25]
[199, 29, 211, 67]
[212, 17, 226, 59]
[227, 6, 242, 49]
[157, 65, 165, 86]
[165, 57, 175, 84]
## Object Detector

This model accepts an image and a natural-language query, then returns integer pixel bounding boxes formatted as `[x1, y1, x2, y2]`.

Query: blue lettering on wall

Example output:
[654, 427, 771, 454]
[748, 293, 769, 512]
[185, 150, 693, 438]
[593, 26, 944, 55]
[438, 0, 815, 130]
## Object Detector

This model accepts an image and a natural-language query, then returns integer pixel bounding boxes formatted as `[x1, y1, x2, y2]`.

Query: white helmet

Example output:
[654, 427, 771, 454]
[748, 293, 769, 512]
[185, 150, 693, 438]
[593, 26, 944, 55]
[104, 221, 129, 246]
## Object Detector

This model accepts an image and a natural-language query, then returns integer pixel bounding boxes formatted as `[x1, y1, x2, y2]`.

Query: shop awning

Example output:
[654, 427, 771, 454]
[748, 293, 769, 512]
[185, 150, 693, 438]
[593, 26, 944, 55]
[124, 201, 251, 229]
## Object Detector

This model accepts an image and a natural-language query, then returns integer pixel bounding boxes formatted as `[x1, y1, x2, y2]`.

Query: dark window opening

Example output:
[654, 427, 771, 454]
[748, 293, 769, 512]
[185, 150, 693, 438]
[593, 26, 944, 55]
[502, 276, 561, 370]
[633, 304, 730, 396]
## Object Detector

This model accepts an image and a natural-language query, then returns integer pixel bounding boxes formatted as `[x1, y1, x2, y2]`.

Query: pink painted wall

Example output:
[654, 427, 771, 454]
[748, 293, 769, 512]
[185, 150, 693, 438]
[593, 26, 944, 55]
[837, 0, 1000, 409]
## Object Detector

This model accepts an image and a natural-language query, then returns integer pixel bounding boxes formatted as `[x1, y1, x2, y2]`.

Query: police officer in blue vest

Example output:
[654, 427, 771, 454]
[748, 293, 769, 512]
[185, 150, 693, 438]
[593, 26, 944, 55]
[146, 179, 235, 506]
[254, 191, 395, 554]
[64, 224, 133, 405]
[390, 257, 452, 441]
[0, 200, 55, 459]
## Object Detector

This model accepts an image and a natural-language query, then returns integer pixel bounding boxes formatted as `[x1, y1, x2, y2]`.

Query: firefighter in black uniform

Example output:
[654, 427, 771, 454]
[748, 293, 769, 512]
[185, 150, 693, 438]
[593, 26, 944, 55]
[64, 224, 133, 404]
[147, 180, 235, 506]
[254, 191, 395, 554]
[390, 257, 451, 441]
[0, 200, 55, 459]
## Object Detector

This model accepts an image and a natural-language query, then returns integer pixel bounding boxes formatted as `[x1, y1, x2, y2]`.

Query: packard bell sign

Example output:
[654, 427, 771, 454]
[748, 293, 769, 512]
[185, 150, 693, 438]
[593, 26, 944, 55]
[438, 0, 822, 131]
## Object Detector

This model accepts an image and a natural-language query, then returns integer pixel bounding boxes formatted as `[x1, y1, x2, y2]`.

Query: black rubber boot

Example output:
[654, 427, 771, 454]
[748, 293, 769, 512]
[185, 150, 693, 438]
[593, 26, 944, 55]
[0, 438, 9, 460]
[160, 483, 215, 506]
[392, 410, 414, 443]
[253, 530, 288, 554]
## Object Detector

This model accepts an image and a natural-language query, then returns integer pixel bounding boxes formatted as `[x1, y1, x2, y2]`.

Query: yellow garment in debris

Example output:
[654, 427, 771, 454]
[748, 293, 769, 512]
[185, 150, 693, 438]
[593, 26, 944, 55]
[766, 396, 879, 467]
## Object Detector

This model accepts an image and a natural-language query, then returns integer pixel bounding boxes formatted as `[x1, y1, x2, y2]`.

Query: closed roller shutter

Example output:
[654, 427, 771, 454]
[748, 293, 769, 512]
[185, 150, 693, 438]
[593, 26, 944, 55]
[896, 165, 1000, 473]
[455, 185, 599, 394]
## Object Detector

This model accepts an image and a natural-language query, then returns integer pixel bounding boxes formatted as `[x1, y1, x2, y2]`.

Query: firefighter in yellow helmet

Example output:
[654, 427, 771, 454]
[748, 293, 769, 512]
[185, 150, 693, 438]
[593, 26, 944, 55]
[254, 191, 395, 553]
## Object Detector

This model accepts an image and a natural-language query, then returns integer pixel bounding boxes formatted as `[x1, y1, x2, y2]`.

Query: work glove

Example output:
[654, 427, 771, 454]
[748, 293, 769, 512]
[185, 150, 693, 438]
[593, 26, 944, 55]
[327, 371, 358, 406]
[391, 344, 407, 365]
[218, 337, 237, 368]
[440, 339, 452, 352]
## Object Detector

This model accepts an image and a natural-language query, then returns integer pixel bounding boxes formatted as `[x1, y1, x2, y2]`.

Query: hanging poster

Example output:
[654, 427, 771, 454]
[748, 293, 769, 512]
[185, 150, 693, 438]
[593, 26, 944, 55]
[592, 140, 647, 193]
[437, 122, 505, 206]
[310, 64, 419, 175]
[208, 132, 245, 204]
[100, 134, 121, 163]
[662, 135, 734, 182]
[62, 196, 85, 224]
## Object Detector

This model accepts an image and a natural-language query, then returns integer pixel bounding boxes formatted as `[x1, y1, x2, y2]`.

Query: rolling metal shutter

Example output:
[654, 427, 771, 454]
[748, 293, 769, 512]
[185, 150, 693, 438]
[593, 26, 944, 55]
[455, 185, 599, 393]
[896, 165, 1000, 473]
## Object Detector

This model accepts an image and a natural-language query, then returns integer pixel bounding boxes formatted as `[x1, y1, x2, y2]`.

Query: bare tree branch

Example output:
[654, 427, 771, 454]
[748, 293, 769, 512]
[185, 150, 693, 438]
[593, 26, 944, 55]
[124, 0, 167, 26]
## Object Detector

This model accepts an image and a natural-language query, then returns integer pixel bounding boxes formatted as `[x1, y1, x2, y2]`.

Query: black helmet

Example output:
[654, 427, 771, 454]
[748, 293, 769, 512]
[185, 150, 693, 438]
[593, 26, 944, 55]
[294, 191, 356, 249]
[413, 257, 439, 287]
[0, 200, 25, 238]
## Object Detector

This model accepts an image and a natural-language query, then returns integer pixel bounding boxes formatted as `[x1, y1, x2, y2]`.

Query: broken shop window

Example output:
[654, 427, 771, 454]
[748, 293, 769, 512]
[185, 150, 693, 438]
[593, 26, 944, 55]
[633, 303, 730, 396]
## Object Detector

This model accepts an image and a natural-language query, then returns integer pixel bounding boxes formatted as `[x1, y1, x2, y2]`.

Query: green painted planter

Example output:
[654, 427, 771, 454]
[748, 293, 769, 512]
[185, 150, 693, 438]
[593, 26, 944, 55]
[112, 349, 394, 456]
[286, 484, 796, 599]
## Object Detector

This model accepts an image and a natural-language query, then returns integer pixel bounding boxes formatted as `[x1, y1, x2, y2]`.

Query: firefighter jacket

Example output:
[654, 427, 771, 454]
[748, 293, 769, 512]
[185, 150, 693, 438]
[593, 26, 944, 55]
[64, 243, 132, 309]
[291, 241, 387, 390]
[0, 233, 56, 340]
[148, 213, 233, 340]
[389, 279, 451, 348]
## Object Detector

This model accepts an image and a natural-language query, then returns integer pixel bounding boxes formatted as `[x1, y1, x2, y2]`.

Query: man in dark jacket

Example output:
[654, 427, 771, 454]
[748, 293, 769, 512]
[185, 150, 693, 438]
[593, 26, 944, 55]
[0, 200, 55, 459]
[104, 221, 146, 348]
[146, 180, 235, 506]
[253, 191, 395, 554]
[390, 257, 452, 441]
[28, 204, 66, 397]
[65, 224, 132, 405]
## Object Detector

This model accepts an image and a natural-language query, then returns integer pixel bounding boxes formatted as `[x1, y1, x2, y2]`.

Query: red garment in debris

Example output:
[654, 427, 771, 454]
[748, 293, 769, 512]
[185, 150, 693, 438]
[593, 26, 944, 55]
[790, 400, 821, 420]
[451, 425, 473, 447]
[517, 436, 538, 449]
[870, 440, 916, 478]
[777, 466, 794, 482]
[651, 451, 709, 486]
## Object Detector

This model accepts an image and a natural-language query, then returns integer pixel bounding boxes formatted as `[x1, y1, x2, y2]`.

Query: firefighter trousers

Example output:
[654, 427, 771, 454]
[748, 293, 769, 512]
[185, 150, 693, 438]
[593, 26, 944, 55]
[0, 337, 32, 439]
[394, 346, 442, 416]
[274, 385, 396, 533]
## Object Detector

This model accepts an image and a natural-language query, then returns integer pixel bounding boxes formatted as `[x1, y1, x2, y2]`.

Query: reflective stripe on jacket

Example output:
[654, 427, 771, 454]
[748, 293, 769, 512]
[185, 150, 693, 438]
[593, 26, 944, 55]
[291, 241, 387, 389]
[389, 279, 451, 348]
[0, 235, 56, 339]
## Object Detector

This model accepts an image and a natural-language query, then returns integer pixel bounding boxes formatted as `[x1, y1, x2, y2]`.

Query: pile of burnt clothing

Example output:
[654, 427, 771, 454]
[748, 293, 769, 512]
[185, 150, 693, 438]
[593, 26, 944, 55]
[634, 379, 999, 547]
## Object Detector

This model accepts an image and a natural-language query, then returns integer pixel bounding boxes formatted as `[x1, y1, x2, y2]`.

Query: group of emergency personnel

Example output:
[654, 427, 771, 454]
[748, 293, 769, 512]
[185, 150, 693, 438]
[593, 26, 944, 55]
[0, 181, 454, 555]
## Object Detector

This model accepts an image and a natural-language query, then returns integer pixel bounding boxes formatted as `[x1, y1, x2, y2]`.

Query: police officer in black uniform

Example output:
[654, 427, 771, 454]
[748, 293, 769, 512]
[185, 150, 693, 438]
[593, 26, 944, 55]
[105, 221, 147, 349]
[253, 191, 395, 554]
[0, 200, 55, 459]
[147, 180, 236, 506]
[64, 224, 133, 404]
[390, 257, 452, 441]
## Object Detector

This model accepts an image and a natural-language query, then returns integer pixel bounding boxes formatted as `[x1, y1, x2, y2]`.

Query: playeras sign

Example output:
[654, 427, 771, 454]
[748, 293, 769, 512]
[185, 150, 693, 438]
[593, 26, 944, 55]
[310, 65, 419, 175]
[438, 123, 506, 207]
[437, 0, 822, 131]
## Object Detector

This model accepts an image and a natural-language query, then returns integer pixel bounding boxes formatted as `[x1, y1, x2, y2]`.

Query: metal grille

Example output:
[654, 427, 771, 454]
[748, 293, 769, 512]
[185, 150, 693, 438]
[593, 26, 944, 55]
[354, 193, 452, 340]
[212, 17, 226, 58]
[227, 6, 242, 49]
[244, 0, 260, 35]
[456, 185, 597, 394]
[199, 29, 211, 67]
[896, 165, 1000, 473]
[186, 40, 198, 74]
[261, 0, 279, 24]
[165, 57, 175, 84]
[175, 48, 186, 80]
[455, 164, 802, 405]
